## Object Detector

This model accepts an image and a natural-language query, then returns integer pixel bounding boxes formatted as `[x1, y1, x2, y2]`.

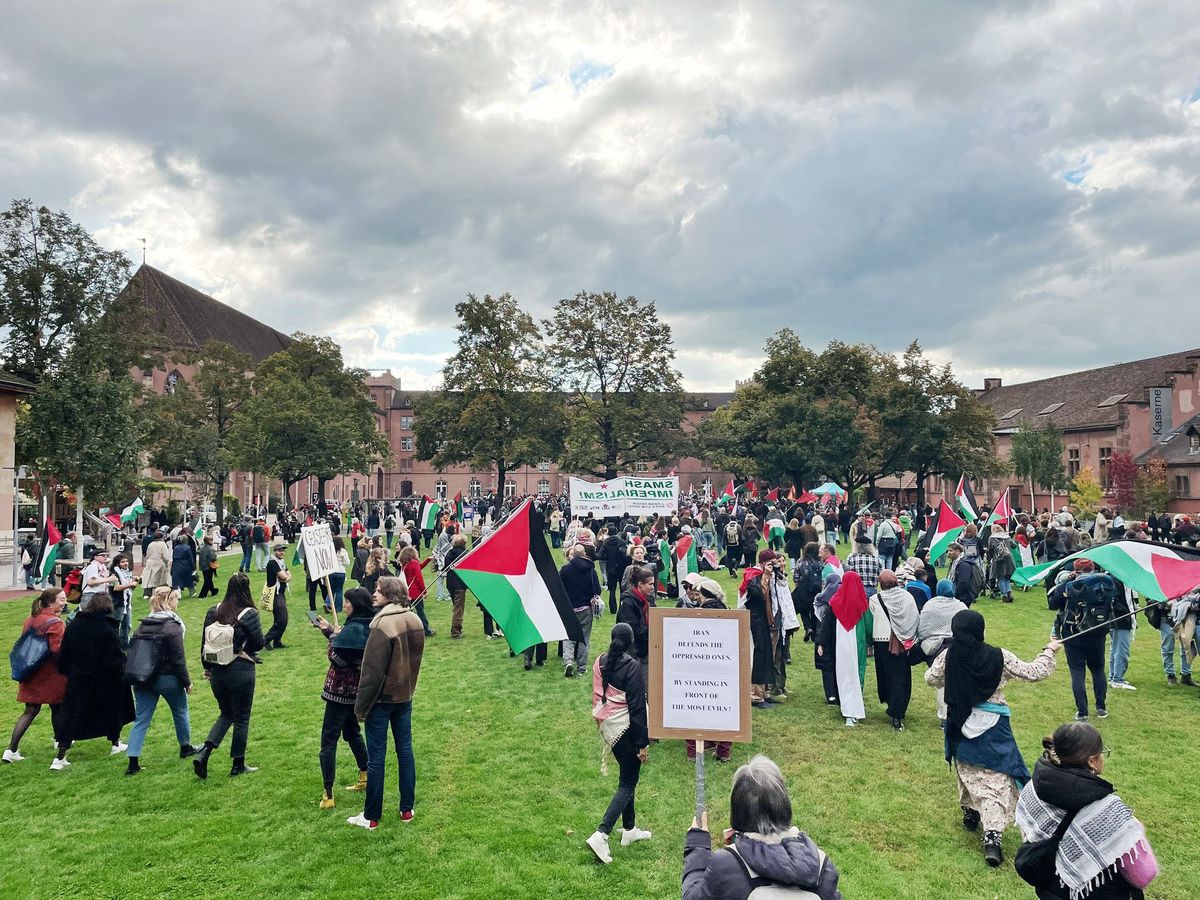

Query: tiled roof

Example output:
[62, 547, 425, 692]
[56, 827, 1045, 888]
[124, 265, 292, 363]
[1136, 413, 1200, 465]
[0, 369, 36, 395]
[977, 348, 1200, 433]
[386, 391, 736, 411]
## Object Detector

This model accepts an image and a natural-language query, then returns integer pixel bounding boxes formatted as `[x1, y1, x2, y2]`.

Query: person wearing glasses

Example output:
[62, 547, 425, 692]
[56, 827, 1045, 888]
[925, 609, 1061, 868]
[1015, 721, 1158, 898]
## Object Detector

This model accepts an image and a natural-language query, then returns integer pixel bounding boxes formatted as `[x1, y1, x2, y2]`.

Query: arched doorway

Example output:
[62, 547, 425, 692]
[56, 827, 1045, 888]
[400, 480, 413, 498]
[377, 467, 385, 498]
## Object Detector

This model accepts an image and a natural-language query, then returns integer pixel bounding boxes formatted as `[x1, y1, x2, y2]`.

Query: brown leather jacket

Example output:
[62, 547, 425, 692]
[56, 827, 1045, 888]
[355, 604, 425, 719]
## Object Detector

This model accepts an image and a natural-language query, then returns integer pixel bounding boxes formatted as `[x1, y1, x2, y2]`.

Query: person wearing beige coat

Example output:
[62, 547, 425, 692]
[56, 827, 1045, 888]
[140, 535, 171, 596]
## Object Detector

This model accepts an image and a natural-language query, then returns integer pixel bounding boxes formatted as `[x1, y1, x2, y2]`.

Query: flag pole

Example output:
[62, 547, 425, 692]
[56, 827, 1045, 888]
[1056, 599, 1168, 644]
[695, 739, 706, 822]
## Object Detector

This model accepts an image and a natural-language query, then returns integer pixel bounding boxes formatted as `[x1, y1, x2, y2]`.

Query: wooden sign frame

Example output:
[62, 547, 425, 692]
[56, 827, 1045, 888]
[648, 607, 752, 743]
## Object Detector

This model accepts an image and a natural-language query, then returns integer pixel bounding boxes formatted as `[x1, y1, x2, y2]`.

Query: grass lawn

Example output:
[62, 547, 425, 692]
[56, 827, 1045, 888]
[1, 540, 1198, 899]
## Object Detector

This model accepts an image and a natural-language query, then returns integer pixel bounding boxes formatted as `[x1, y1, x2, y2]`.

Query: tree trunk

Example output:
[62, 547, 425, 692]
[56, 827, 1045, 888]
[914, 468, 928, 511]
[318, 476, 329, 507]
[213, 476, 225, 527]
[496, 459, 507, 503]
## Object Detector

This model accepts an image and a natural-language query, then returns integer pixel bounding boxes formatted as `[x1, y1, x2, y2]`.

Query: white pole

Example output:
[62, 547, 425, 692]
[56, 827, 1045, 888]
[74, 485, 84, 561]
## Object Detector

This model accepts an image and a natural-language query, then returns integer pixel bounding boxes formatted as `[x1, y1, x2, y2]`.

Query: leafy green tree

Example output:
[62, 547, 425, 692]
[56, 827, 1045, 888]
[1135, 458, 1170, 518]
[543, 292, 686, 479]
[142, 340, 253, 525]
[414, 294, 562, 495]
[1069, 465, 1104, 519]
[1010, 421, 1065, 510]
[229, 334, 390, 506]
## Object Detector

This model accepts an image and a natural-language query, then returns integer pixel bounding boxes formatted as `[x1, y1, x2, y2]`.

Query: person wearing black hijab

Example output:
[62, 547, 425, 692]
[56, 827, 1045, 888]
[926, 610, 1061, 867]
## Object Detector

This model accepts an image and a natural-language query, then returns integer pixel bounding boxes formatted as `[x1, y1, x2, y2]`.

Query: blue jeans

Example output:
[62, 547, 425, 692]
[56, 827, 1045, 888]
[996, 577, 1011, 595]
[240, 544, 253, 572]
[1109, 628, 1132, 682]
[364, 701, 415, 822]
[328, 572, 346, 613]
[127, 674, 191, 757]
[1160, 622, 1192, 676]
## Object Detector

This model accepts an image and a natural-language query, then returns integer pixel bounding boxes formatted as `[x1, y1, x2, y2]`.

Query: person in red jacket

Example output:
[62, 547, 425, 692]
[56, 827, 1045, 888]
[6, 589, 69, 762]
[396, 545, 436, 637]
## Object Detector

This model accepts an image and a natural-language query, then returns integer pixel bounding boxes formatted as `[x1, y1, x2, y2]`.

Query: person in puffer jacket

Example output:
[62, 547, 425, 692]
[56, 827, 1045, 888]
[682, 755, 842, 899]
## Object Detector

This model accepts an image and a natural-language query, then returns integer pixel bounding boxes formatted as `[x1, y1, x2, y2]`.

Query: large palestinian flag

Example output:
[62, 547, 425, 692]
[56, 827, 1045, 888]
[1014, 539, 1200, 601]
[955, 476, 979, 523]
[656, 537, 671, 592]
[717, 478, 744, 505]
[915, 499, 967, 564]
[37, 518, 63, 582]
[675, 534, 699, 582]
[418, 495, 442, 531]
[450, 499, 584, 653]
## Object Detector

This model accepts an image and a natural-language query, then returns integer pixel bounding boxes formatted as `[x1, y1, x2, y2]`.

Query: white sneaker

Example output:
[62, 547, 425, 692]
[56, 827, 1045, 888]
[345, 813, 378, 831]
[2, 749, 24, 763]
[845, 717, 858, 728]
[50, 757, 71, 771]
[586, 830, 613, 864]
[110, 742, 128, 755]
[1111, 680, 1137, 691]
[620, 827, 652, 846]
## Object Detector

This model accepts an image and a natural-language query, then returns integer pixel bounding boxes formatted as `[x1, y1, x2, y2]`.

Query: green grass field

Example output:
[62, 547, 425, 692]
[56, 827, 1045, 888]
[1, 542, 1197, 899]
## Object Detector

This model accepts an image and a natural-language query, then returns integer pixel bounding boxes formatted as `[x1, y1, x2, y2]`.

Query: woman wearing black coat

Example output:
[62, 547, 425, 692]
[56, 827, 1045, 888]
[51, 592, 134, 769]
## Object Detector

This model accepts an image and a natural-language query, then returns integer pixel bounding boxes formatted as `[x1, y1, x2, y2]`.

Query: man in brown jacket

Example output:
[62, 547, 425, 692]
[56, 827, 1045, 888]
[347, 576, 425, 831]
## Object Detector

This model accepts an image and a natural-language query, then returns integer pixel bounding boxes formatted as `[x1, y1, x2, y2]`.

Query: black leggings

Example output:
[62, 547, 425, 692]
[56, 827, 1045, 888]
[319, 700, 368, 792]
[199, 568, 218, 598]
[873, 642, 912, 720]
[599, 732, 641, 834]
[206, 659, 256, 758]
[9, 703, 62, 752]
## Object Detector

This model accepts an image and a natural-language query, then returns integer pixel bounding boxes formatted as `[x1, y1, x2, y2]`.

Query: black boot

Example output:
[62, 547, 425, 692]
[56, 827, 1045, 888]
[125, 757, 141, 776]
[961, 806, 980, 832]
[982, 830, 1003, 867]
[193, 742, 213, 780]
[180, 744, 199, 758]
[229, 756, 258, 777]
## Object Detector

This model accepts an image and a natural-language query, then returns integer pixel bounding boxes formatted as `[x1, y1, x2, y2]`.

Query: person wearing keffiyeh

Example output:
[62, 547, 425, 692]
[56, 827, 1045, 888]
[1016, 721, 1158, 899]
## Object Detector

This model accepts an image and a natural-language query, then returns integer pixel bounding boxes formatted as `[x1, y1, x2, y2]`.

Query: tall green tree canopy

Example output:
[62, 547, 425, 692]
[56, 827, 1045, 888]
[543, 292, 686, 479]
[414, 293, 563, 494]
[1010, 420, 1066, 504]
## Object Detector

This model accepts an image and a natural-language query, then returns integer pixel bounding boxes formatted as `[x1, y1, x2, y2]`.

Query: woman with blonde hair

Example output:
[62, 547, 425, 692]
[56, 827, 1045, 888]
[361, 546, 389, 595]
[124, 587, 197, 775]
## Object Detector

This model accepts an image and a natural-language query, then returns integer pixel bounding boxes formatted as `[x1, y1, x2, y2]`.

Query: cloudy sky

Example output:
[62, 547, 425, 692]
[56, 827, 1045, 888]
[2, 1, 1198, 391]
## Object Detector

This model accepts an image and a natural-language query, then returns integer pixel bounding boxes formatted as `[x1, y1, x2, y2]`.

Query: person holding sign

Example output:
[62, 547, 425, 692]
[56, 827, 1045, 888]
[587, 622, 652, 864]
[681, 755, 843, 899]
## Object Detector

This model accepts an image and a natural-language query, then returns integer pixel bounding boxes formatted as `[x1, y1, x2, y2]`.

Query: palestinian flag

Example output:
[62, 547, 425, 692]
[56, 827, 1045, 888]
[766, 518, 785, 545]
[450, 499, 584, 653]
[192, 519, 206, 541]
[37, 518, 63, 581]
[103, 512, 123, 529]
[743, 479, 757, 497]
[765, 487, 779, 502]
[675, 534, 699, 582]
[915, 499, 966, 564]
[1013, 539, 1200, 601]
[452, 490, 465, 523]
[656, 537, 671, 592]
[955, 476, 979, 523]
[120, 497, 145, 524]
[718, 479, 741, 505]
[418, 495, 441, 531]
[985, 492, 1012, 528]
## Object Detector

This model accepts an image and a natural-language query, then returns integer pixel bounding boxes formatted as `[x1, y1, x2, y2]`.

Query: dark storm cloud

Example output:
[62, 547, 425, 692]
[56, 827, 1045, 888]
[1, 0, 1197, 389]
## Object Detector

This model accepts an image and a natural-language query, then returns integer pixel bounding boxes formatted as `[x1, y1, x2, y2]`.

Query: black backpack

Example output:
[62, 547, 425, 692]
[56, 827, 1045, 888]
[1015, 807, 1078, 891]
[800, 559, 822, 596]
[1063, 574, 1115, 633]
[123, 632, 164, 686]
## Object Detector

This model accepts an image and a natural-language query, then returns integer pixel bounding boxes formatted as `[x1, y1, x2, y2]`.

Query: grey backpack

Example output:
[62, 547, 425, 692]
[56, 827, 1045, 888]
[729, 844, 826, 899]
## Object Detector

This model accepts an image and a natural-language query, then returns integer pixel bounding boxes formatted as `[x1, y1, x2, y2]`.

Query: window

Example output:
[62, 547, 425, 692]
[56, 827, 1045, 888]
[435, 480, 447, 500]
[537, 478, 550, 496]
[1000, 408, 1023, 420]
[160, 467, 185, 477]
[1097, 394, 1127, 408]
[634, 461, 651, 473]
[1038, 403, 1064, 416]
[1098, 447, 1112, 489]
[1190, 432, 1199, 454]
[1175, 475, 1191, 497]
[399, 458, 413, 472]
[399, 438, 414, 452]
[400, 415, 413, 430]
[1067, 447, 1080, 479]
[537, 461, 551, 473]
[504, 479, 517, 499]
[164, 370, 182, 395]
[469, 479, 482, 498]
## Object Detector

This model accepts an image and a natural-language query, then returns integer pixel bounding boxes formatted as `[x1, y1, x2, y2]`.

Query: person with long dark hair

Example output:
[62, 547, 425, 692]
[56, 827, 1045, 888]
[6, 589, 68, 763]
[586, 622, 651, 864]
[1015, 721, 1158, 898]
[193, 574, 265, 779]
[926, 610, 1060, 866]
[52, 592, 134, 769]
[314, 587, 374, 809]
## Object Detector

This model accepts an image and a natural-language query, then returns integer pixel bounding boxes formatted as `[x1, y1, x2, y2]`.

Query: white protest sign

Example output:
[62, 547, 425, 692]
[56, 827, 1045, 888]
[648, 607, 751, 742]
[569, 475, 678, 517]
[300, 523, 340, 581]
